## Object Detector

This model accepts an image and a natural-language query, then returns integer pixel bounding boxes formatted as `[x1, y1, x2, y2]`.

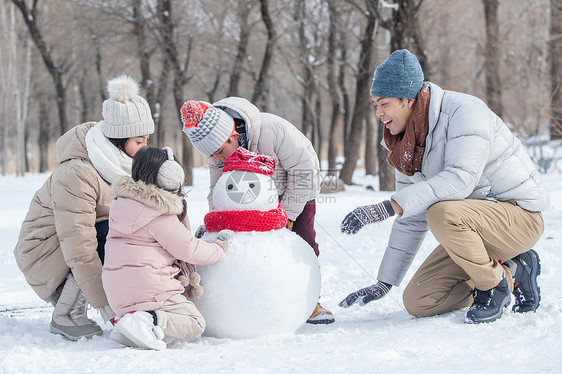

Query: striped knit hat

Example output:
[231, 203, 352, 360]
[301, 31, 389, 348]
[180, 100, 235, 156]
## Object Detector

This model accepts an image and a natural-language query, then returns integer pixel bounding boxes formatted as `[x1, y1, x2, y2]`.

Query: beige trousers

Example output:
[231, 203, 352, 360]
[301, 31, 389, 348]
[154, 296, 206, 340]
[403, 199, 544, 317]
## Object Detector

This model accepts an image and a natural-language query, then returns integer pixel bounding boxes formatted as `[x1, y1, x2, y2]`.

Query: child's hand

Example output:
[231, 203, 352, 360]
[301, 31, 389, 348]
[194, 224, 206, 238]
[214, 229, 234, 251]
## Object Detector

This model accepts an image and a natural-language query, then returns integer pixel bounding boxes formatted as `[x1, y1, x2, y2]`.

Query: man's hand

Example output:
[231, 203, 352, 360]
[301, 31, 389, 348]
[340, 200, 395, 234]
[339, 282, 392, 308]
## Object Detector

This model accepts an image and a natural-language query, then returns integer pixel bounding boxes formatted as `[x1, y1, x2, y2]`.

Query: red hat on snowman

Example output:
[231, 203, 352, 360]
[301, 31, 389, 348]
[204, 148, 287, 233]
[222, 147, 276, 176]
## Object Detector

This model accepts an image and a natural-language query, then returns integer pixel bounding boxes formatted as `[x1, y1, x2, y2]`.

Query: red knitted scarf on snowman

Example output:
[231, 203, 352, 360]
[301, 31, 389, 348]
[204, 203, 288, 232]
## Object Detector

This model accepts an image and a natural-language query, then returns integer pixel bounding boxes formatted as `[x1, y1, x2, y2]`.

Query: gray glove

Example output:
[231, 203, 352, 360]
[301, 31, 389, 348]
[194, 224, 206, 239]
[339, 282, 392, 308]
[213, 229, 234, 251]
[341, 200, 395, 234]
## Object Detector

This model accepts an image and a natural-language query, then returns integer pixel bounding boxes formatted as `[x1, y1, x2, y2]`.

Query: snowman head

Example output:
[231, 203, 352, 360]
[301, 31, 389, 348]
[212, 148, 278, 211]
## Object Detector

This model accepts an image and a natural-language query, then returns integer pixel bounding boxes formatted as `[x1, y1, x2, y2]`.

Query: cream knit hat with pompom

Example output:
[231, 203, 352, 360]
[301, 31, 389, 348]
[100, 75, 155, 139]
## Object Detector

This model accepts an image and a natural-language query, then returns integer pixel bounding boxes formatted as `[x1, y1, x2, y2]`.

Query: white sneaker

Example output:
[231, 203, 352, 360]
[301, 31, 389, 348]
[109, 328, 136, 347]
[115, 311, 166, 350]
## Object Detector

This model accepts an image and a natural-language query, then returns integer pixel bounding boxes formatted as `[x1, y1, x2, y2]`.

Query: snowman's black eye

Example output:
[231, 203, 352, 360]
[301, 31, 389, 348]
[249, 183, 255, 188]
[228, 184, 234, 190]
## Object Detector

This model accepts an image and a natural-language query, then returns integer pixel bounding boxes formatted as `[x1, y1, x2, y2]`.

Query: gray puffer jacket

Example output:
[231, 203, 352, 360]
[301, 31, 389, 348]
[378, 82, 550, 286]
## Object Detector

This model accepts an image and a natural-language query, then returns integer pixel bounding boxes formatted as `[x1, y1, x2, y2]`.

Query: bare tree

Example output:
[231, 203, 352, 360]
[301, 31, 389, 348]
[1, 2, 32, 175]
[551, 0, 562, 139]
[364, 109, 378, 175]
[483, 0, 503, 118]
[295, 0, 315, 141]
[155, 0, 195, 185]
[252, 0, 276, 108]
[387, 0, 428, 76]
[327, 0, 343, 174]
[339, 0, 379, 185]
[0, 1, 10, 175]
[228, 0, 256, 97]
[375, 0, 426, 191]
[11, 0, 68, 136]
[38, 93, 50, 173]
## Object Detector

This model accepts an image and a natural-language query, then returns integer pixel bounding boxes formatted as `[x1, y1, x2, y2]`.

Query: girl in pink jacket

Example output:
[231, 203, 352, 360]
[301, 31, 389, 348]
[102, 146, 233, 350]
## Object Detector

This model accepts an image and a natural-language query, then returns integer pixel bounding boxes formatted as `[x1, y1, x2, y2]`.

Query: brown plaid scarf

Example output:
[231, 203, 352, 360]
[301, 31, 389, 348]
[383, 83, 430, 176]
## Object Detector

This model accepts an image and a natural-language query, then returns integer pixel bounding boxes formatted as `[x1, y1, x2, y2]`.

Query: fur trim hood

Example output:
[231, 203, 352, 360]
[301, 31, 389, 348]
[111, 177, 184, 215]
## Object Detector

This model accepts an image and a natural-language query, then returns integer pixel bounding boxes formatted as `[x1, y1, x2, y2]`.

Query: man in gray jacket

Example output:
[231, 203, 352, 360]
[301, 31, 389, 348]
[339, 49, 549, 324]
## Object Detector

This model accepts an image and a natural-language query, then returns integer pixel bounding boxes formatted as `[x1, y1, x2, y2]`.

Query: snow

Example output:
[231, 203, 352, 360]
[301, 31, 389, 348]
[1, 167, 561, 373]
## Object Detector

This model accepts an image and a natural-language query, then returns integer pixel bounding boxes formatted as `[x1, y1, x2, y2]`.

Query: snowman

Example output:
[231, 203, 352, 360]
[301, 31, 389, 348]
[196, 148, 321, 339]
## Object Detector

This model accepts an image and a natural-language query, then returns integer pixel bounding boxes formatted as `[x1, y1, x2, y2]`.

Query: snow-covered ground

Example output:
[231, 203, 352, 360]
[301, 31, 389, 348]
[1, 166, 560, 374]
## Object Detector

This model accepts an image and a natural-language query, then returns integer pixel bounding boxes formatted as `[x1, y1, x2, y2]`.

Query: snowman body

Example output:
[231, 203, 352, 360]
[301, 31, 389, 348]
[194, 149, 321, 339]
[197, 230, 321, 339]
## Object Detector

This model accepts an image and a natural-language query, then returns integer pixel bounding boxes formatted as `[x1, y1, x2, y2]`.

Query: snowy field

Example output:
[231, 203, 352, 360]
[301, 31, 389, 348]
[1, 166, 561, 374]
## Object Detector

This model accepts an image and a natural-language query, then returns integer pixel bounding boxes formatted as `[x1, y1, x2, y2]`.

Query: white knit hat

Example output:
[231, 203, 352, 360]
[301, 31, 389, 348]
[156, 147, 185, 191]
[100, 75, 155, 139]
[180, 100, 235, 156]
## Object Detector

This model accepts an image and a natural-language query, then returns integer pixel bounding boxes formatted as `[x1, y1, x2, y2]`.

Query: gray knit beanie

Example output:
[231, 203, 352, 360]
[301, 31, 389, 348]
[156, 147, 185, 191]
[100, 75, 155, 139]
[370, 49, 424, 98]
[180, 100, 235, 156]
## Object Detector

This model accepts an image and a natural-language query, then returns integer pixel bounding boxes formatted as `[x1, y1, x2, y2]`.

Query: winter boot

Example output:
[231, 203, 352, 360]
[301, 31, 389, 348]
[508, 249, 541, 313]
[49, 273, 103, 340]
[465, 275, 511, 324]
[115, 311, 166, 350]
[306, 302, 335, 325]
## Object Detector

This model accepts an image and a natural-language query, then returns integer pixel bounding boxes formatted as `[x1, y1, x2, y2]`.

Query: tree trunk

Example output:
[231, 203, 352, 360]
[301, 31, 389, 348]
[228, 0, 253, 97]
[157, 0, 194, 185]
[93, 35, 106, 103]
[483, 0, 503, 118]
[296, 0, 315, 140]
[364, 114, 377, 175]
[134, 0, 159, 145]
[338, 27, 350, 156]
[78, 69, 88, 124]
[550, 0, 562, 139]
[38, 98, 49, 173]
[390, 0, 429, 80]
[252, 0, 276, 108]
[0, 1, 9, 175]
[315, 96, 322, 162]
[327, 0, 342, 174]
[339, 8, 378, 185]
[379, 0, 426, 190]
[12, 0, 67, 136]
[377, 124, 394, 191]
[155, 54, 171, 147]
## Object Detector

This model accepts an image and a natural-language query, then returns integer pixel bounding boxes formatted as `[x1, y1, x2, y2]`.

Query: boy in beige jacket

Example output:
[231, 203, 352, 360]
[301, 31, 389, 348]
[180, 97, 334, 324]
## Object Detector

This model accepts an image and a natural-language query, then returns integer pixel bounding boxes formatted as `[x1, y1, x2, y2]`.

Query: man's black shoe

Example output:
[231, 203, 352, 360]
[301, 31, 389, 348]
[511, 249, 541, 313]
[465, 276, 510, 324]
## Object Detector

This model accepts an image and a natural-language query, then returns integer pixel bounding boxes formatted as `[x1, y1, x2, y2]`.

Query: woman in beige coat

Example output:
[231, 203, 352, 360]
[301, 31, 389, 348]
[13, 75, 155, 341]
